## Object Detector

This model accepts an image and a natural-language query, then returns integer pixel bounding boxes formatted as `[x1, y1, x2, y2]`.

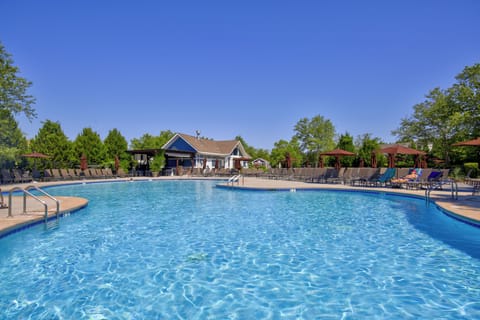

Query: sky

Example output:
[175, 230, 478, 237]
[1, 1, 479, 150]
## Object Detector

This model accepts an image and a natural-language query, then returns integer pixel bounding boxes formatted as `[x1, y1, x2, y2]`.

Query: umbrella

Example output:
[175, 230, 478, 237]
[80, 154, 88, 171]
[371, 152, 377, 168]
[379, 144, 426, 168]
[320, 149, 355, 170]
[22, 152, 50, 159]
[453, 137, 480, 146]
[285, 152, 292, 169]
[453, 137, 480, 166]
[114, 155, 120, 173]
[22, 152, 50, 171]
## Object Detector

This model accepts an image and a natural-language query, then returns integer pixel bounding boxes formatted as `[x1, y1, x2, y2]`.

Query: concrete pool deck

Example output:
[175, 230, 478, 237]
[1, 176, 479, 237]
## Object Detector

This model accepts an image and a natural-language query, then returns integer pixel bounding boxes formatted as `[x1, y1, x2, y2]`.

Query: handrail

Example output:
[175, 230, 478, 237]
[25, 185, 60, 223]
[8, 186, 48, 223]
[425, 178, 458, 205]
[227, 174, 244, 186]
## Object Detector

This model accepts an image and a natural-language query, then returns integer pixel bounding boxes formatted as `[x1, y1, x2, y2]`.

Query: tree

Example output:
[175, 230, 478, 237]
[393, 63, 480, 166]
[235, 135, 271, 164]
[0, 109, 27, 167]
[449, 63, 480, 138]
[30, 120, 73, 169]
[270, 138, 303, 168]
[130, 130, 175, 171]
[336, 132, 355, 167]
[0, 42, 36, 119]
[74, 128, 106, 166]
[355, 134, 382, 167]
[294, 115, 335, 165]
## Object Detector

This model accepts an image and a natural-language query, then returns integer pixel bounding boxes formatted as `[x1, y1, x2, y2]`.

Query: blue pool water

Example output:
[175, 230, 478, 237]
[0, 180, 479, 319]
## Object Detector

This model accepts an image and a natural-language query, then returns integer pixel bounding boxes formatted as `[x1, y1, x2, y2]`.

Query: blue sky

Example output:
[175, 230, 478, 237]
[1, 1, 479, 150]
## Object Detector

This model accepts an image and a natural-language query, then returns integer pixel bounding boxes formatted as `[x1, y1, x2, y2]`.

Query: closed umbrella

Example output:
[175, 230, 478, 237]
[114, 155, 120, 173]
[80, 154, 88, 171]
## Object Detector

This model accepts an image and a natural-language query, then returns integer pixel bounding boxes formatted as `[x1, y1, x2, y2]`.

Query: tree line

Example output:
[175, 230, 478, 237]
[1, 41, 479, 174]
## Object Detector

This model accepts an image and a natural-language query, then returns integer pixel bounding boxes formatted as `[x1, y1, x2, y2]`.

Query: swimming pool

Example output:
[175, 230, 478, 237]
[0, 180, 479, 319]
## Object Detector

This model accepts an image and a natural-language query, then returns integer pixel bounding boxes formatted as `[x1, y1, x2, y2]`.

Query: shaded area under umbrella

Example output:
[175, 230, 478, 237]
[22, 152, 50, 176]
[320, 149, 355, 170]
[379, 144, 426, 168]
[453, 137, 480, 167]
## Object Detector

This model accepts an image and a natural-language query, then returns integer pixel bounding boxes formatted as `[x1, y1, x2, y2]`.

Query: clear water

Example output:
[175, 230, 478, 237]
[0, 180, 479, 319]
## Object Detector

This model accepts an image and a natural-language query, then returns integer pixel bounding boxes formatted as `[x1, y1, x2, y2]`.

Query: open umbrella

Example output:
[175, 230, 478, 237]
[320, 149, 355, 170]
[453, 137, 480, 166]
[453, 137, 480, 146]
[22, 152, 50, 171]
[379, 144, 426, 168]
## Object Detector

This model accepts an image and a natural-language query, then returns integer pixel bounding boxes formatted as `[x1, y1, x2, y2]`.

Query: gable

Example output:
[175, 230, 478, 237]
[165, 135, 196, 152]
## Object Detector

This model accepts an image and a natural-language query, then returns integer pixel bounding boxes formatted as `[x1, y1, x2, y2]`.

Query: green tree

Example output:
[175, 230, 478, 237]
[0, 42, 35, 164]
[130, 130, 175, 171]
[393, 63, 480, 166]
[336, 132, 355, 167]
[355, 134, 382, 167]
[270, 138, 303, 168]
[393, 87, 462, 165]
[104, 128, 128, 164]
[74, 127, 106, 166]
[30, 120, 73, 169]
[0, 42, 36, 120]
[449, 63, 480, 138]
[0, 109, 27, 167]
[294, 115, 335, 165]
[235, 135, 271, 164]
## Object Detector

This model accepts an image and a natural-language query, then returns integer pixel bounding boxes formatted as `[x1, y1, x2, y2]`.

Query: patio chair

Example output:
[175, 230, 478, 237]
[366, 168, 396, 187]
[1, 169, 14, 184]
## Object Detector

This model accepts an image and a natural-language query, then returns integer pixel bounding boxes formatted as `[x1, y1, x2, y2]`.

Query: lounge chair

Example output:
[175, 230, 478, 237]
[391, 168, 422, 188]
[365, 168, 396, 187]
[1, 169, 14, 184]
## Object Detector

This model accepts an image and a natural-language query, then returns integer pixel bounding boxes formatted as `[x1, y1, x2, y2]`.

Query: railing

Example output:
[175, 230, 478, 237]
[7, 185, 60, 228]
[227, 174, 243, 186]
[425, 179, 458, 204]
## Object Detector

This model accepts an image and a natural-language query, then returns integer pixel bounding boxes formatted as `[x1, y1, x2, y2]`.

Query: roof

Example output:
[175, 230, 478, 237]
[163, 133, 251, 158]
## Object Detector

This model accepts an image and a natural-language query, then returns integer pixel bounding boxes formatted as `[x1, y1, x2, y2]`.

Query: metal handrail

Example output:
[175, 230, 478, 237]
[227, 174, 243, 186]
[7, 186, 60, 225]
[8, 187, 48, 223]
[25, 185, 60, 223]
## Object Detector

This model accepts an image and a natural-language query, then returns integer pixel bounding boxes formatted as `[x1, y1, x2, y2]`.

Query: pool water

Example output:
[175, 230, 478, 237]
[0, 180, 479, 319]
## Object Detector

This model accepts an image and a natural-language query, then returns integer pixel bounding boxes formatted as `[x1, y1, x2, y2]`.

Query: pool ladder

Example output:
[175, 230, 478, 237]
[7, 185, 60, 230]
[425, 179, 458, 205]
[228, 174, 243, 186]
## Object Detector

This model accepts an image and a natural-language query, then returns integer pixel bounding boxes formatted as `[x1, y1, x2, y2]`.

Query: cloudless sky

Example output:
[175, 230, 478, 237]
[1, 1, 479, 150]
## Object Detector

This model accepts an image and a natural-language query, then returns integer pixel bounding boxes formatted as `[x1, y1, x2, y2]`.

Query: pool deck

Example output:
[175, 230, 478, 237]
[1, 176, 479, 237]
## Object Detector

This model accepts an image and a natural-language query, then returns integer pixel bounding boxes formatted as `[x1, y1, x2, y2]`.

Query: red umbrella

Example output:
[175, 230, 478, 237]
[453, 137, 480, 146]
[22, 152, 50, 171]
[285, 152, 292, 169]
[371, 152, 377, 168]
[379, 144, 426, 168]
[453, 137, 480, 166]
[114, 155, 120, 173]
[320, 149, 355, 170]
[80, 154, 88, 171]
[22, 152, 50, 159]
